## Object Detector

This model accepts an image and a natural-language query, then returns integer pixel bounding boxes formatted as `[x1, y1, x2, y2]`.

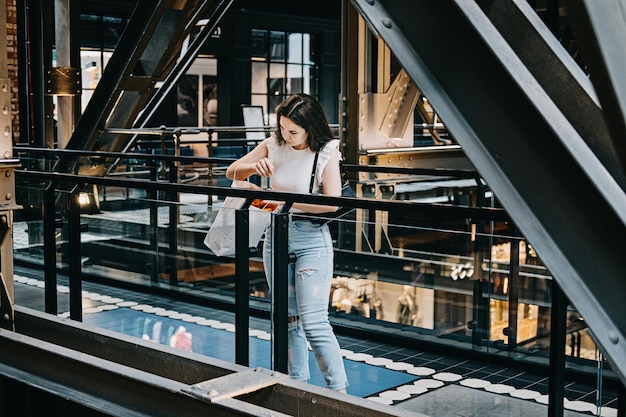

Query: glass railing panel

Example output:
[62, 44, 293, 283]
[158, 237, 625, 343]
[482, 237, 551, 352]
[11, 170, 610, 386]
[12, 218, 44, 263]
[324, 211, 556, 354]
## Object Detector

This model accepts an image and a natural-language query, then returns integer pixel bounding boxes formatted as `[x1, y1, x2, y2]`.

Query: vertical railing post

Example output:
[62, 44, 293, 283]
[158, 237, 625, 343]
[206, 130, 213, 188]
[617, 380, 625, 417]
[272, 211, 290, 374]
[506, 233, 520, 350]
[149, 160, 159, 284]
[548, 279, 567, 417]
[167, 160, 179, 285]
[43, 181, 58, 315]
[471, 279, 489, 347]
[68, 184, 82, 321]
[234, 202, 251, 366]
[471, 175, 488, 347]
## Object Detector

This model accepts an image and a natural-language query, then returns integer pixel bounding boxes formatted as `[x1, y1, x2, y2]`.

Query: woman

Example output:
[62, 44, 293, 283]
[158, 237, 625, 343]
[226, 93, 348, 392]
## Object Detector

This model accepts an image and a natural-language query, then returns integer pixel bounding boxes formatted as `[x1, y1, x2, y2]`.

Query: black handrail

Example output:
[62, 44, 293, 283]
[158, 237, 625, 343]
[15, 145, 479, 181]
[15, 148, 512, 373]
[17, 169, 509, 222]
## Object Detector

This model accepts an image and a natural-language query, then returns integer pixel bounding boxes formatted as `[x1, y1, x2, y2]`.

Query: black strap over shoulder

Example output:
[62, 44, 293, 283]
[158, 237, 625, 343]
[305, 149, 355, 224]
[309, 151, 320, 194]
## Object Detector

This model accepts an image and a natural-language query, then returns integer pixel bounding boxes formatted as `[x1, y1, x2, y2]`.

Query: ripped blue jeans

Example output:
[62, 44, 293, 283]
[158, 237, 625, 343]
[263, 218, 348, 391]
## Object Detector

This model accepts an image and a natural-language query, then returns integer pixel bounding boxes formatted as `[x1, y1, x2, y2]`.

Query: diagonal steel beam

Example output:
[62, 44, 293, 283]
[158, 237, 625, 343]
[350, 0, 626, 383]
[61, 0, 234, 177]
[477, 0, 626, 190]
[564, 0, 626, 188]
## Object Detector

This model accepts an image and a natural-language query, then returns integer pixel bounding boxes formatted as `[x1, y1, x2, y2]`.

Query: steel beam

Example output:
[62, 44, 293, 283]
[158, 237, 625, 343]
[8, 306, 426, 417]
[0, 324, 284, 417]
[477, 0, 626, 190]
[62, 0, 235, 177]
[350, 0, 626, 383]
[564, 0, 626, 178]
[0, 1, 19, 334]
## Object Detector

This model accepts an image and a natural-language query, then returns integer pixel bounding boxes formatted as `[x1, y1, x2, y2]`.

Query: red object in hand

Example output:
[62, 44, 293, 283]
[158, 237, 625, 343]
[251, 199, 277, 212]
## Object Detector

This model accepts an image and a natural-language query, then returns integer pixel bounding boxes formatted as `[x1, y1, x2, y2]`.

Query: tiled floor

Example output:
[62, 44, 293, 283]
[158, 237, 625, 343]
[12, 268, 619, 417]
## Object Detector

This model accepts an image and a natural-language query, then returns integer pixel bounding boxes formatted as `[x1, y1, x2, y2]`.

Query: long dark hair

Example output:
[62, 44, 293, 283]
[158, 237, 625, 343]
[274, 93, 333, 152]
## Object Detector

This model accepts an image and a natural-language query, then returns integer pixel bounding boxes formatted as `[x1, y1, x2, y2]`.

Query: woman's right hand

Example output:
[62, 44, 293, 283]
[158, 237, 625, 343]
[226, 138, 272, 180]
[254, 158, 275, 177]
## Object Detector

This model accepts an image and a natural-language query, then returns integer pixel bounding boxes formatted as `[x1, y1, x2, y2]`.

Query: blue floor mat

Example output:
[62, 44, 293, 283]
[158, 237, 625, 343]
[83, 308, 418, 397]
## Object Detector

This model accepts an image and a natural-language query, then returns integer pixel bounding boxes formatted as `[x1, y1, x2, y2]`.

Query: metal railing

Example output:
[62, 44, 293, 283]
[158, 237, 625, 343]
[12, 144, 624, 416]
[13, 145, 510, 362]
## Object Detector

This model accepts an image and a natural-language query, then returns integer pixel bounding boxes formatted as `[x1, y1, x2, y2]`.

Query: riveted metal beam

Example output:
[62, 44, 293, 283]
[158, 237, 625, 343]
[8, 306, 427, 417]
[350, 0, 626, 384]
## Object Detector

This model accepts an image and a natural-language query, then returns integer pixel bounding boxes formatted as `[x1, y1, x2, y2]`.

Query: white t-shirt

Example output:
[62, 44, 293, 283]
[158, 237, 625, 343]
[267, 137, 341, 196]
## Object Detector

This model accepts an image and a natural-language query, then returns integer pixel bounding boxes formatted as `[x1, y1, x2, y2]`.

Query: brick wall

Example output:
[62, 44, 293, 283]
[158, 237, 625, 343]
[5, 0, 18, 143]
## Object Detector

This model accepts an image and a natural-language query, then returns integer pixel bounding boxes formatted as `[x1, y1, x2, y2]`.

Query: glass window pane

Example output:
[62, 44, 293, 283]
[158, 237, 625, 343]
[102, 16, 127, 49]
[251, 29, 268, 59]
[80, 14, 101, 48]
[286, 32, 303, 64]
[251, 29, 319, 116]
[286, 64, 303, 94]
[269, 31, 286, 61]
[305, 33, 316, 65]
[250, 95, 268, 123]
[286, 33, 315, 65]
[251, 62, 268, 94]
[306, 65, 318, 95]
[268, 63, 286, 111]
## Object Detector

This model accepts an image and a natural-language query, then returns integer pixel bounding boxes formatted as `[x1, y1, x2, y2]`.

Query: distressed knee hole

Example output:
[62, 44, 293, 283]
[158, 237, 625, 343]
[297, 268, 317, 277]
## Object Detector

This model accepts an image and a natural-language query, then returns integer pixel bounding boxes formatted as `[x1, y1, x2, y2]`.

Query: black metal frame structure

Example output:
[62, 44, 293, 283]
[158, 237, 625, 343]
[3, 0, 626, 415]
[350, 0, 626, 386]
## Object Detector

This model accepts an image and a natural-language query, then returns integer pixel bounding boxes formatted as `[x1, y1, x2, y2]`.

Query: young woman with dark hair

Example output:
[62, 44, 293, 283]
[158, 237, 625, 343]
[226, 93, 348, 393]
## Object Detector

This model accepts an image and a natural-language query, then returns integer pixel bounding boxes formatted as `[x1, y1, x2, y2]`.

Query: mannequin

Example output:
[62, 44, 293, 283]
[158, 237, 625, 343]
[397, 285, 417, 325]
